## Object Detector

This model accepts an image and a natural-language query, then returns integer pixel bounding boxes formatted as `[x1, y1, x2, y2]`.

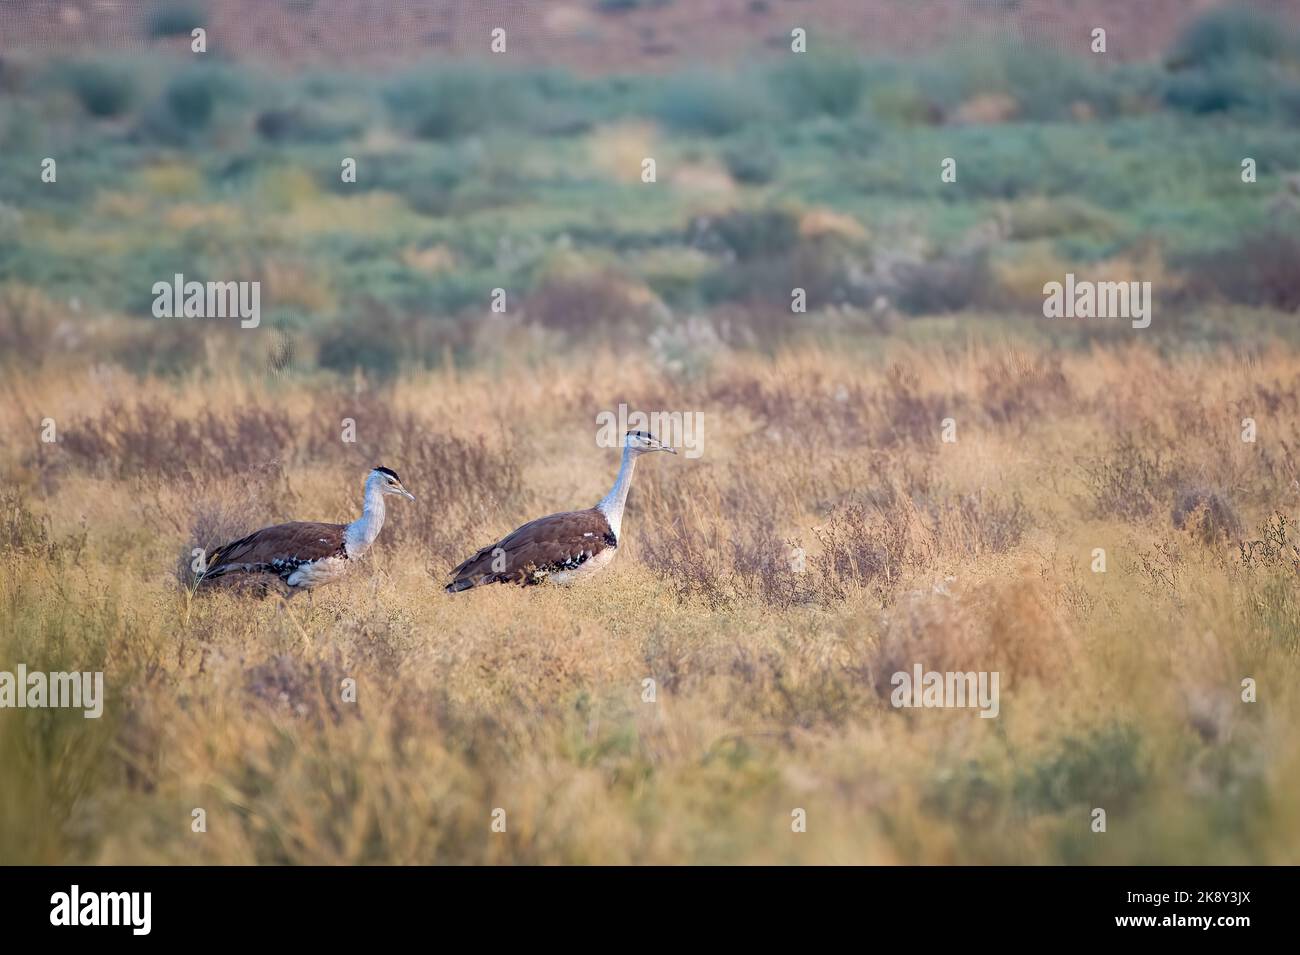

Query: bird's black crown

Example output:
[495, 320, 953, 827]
[626, 430, 654, 440]
[373, 466, 401, 480]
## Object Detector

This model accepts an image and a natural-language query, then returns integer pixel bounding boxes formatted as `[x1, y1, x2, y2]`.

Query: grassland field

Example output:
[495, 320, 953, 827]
[2, 5, 1300, 863]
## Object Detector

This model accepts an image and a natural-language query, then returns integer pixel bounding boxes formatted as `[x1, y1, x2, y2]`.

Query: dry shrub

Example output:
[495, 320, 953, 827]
[0, 485, 85, 564]
[988, 242, 1073, 309]
[863, 571, 1073, 700]
[705, 368, 872, 450]
[1180, 229, 1300, 312]
[635, 502, 725, 606]
[637, 446, 1024, 610]
[873, 363, 954, 448]
[1238, 512, 1300, 572]
[636, 465, 808, 609]
[391, 432, 527, 563]
[1246, 375, 1300, 417]
[1079, 431, 1177, 522]
[892, 249, 993, 315]
[244, 654, 354, 727]
[0, 291, 221, 374]
[800, 475, 1024, 595]
[731, 519, 809, 609]
[37, 396, 524, 560]
[524, 269, 663, 338]
[1171, 485, 1243, 544]
[170, 465, 294, 591]
[639, 512, 796, 609]
[810, 497, 922, 604]
[781, 483, 1027, 606]
[979, 351, 1073, 427]
[308, 407, 528, 561]
[25, 387, 528, 579]
[0, 485, 51, 556]
[928, 490, 1032, 555]
[1133, 536, 1185, 600]
[1225, 384, 1300, 496]
[0, 285, 67, 366]
[704, 301, 810, 351]
[45, 402, 297, 480]
[307, 402, 509, 475]
[1256, 426, 1300, 490]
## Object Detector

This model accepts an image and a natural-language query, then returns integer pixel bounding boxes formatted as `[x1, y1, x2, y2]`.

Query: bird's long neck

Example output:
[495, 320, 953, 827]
[597, 446, 637, 540]
[345, 478, 386, 556]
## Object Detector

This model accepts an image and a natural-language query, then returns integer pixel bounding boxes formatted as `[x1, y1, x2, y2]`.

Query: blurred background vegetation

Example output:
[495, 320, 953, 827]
[1, 2, 1298, 379]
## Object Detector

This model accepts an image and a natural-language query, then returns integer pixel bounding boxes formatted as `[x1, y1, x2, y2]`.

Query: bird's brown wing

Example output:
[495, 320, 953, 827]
[446, 508, 616, 591]
[203, 521, 347, 581]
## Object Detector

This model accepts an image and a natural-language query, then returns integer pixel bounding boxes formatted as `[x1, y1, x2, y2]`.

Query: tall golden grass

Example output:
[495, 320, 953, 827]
[2, 338, 1299, 863]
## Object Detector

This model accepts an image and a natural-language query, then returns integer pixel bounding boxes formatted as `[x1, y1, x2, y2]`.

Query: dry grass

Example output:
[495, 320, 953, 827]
[2, 338, 1299, 864]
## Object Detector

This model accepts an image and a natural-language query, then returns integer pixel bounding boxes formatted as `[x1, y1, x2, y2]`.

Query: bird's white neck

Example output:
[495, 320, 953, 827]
[345, 477, 387, 556]
[597, 446, 637, 540]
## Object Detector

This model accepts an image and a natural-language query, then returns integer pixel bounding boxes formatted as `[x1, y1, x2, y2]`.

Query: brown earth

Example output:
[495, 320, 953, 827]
[1, 0, 1297, 70]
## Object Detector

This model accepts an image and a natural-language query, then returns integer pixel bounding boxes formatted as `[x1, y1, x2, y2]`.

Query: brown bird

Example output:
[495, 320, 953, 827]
[200, 467, 415, 592]
[445, 430, 675, 592]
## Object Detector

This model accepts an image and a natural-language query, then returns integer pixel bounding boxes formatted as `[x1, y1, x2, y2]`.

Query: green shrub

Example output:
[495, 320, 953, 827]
[722, 138, 780, 184]
[318, 330, 402, 376]
[1165, 71, 1246, 113]
[148, 2, 206, 39]
[166, 71, 215, 130]
[687, 207, 801, 261]
[1014, 725, 1146, 814]
[998, 49, 1128, 122]
[254, 106, 359, 143]
[596, 0, 670, 11]
[384, 69, 527, 141]
[1003, 197, 1118, 241]
[868, 80, 944, 126]
[1163, 58, 1299, 117]
[770, 54, 866, 119]
[133, 63, 247, 143]
[67, 62, 135, 118]
[911, 43, 1137, 122]
[653, 74, 767, 136]
[1168, 6, 1294, 69]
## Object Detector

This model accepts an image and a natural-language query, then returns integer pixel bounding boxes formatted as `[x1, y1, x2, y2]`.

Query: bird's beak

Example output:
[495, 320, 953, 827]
[400, 488, 416, 502]
[661, 445, 678, 454]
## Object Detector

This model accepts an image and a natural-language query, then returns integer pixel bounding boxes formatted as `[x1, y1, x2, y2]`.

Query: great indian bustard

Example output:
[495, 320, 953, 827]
[199, 466, 415, 592]
[445, 430, 675, 592]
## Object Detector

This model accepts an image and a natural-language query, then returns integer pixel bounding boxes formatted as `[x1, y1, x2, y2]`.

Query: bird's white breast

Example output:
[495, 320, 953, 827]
[286, 556, 352, 589]
[547, 546, 618, 585]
